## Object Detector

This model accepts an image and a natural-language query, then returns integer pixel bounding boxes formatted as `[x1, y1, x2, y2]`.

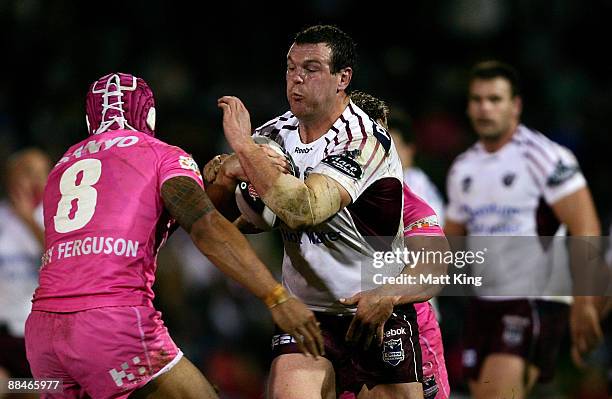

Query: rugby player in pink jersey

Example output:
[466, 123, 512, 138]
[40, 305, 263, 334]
[349, 91, 450, 399]
[25, 73, 323, 399]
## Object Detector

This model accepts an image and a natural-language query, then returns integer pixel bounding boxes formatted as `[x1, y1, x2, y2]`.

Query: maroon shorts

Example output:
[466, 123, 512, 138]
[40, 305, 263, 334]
[271, 304, 422, 394]
[462, 298, 569, 383]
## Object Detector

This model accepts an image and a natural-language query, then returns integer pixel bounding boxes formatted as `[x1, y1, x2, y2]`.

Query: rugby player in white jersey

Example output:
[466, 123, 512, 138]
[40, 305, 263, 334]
[444, 60, 602, 399]
[211, 25, 448, 399]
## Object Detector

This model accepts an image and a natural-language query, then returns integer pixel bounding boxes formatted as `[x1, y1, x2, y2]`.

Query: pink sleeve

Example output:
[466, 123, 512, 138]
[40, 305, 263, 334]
[158, 146, 204, 190]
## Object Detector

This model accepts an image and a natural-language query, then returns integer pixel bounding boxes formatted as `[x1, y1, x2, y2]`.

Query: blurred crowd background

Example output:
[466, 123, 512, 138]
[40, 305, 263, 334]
[1, 0, 612, 397]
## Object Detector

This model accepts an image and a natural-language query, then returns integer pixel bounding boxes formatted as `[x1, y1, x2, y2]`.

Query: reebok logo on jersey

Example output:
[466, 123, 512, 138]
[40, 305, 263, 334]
[547, 160, 578, 187]
[321, 154, 363, 179]
[384, 327, 406, 338]
[294, 147, 312, 154]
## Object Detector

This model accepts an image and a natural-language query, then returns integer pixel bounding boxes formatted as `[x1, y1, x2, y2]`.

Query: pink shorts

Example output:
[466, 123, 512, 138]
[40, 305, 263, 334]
[25, 306, 182, 399]
[416, 302, 450, 399]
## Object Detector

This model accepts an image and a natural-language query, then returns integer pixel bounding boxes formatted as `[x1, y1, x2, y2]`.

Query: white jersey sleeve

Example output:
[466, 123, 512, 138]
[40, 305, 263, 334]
[445, 158, 470, 224]
[522, 130, 586, 205]
[311, 106, 395, 202]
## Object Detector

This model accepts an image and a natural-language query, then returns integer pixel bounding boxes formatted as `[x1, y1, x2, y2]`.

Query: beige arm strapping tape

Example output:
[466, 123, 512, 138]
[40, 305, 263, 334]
[262, 173, 342, 230]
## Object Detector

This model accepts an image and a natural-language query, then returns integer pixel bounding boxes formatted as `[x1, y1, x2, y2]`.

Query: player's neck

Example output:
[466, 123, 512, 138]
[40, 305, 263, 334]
[480, 123, 518, 153]
[299, 96, 349, 143]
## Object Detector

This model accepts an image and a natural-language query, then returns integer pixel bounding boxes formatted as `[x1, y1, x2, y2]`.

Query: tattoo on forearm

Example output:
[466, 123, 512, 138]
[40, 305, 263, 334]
[161, 176, 216, 232]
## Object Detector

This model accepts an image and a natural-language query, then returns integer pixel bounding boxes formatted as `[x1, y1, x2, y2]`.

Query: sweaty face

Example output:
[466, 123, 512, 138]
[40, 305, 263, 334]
[467, 77, 520, 140]
[286, 43, 340, 120]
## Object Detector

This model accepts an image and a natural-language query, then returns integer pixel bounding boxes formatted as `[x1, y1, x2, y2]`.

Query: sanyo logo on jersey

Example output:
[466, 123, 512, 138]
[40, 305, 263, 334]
[294, 147, 312, 154]
[385, 328, 406, 338]
[57, 136, 139, 165]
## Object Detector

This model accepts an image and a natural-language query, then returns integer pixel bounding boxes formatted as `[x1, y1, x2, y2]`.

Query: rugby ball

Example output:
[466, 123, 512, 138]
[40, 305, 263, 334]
[235, 136, 296, 230]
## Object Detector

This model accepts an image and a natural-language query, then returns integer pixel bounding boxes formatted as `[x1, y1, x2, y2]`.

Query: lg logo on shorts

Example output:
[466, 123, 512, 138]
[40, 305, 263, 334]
[384, 327, 406, 338]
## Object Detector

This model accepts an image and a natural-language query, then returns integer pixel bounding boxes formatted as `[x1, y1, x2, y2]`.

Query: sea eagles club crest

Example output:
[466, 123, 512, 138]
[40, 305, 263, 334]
[382, 338, 405, 366]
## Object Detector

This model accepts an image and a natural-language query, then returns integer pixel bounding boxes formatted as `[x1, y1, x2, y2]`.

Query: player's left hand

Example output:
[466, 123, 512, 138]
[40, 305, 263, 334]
[570, 297, 603, 367]
[341, 289, 397, 349]
[218, 96, 252, 151]
[203, 154, 231, 185]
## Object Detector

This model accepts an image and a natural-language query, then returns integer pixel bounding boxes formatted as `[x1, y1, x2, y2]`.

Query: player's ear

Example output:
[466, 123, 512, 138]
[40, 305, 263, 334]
[337, 67, 352, 92]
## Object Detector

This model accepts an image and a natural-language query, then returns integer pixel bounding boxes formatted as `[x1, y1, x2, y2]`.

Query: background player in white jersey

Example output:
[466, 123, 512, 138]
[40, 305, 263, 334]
[214, 25, 447, 399]
[0, 148, 49, 388]
[444, 60, 602, 399]
[25, 72, 322, 399]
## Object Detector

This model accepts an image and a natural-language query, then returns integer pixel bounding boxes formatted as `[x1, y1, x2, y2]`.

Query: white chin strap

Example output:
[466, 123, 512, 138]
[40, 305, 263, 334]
[146, 107, 156, 131]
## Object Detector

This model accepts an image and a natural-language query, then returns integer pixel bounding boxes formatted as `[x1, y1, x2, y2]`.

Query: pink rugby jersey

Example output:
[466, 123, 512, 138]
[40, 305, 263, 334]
[403, 184, 443, 238]
[403, 183, 444, 320]
[33, 129, 203, 312]
[404, 184, 451, 399]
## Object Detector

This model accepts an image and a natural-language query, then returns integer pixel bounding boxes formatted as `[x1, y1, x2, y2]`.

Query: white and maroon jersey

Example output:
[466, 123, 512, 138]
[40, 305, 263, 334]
[446, 124, 585, 301]
[33, 129, 203, 312]
[254, 101, 404, 313]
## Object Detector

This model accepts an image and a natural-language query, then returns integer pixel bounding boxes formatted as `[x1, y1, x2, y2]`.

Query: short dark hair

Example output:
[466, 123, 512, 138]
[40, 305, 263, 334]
[349, 91, 389, 125]
[294, 25, 357, 74]
[469, 60, 521, 97]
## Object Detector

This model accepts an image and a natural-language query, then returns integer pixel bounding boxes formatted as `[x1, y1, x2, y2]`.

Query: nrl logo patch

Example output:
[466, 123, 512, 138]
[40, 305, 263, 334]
[405, 215, 440, 233]
[321, 154, 363, 179]
[179, 156, 202, 180]
[547, 160, 579, 187]
[382, 338, 405, 366]
[501, 315, 529, 347]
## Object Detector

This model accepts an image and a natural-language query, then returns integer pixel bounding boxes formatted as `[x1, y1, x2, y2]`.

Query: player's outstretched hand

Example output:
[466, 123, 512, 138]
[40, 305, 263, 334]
[570, 298, 603, 368]
[218, 96, 252, 151]
[341, 289, 396, 349]
[203, 154, 231, 185]
[271, 297, 325, 358]
[213, 148, 290, 185]
[217, 154, 247, 182]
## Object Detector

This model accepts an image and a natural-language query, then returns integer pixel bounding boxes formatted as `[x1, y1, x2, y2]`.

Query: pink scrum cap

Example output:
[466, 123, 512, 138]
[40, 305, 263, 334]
[85, 72, 156, 136]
